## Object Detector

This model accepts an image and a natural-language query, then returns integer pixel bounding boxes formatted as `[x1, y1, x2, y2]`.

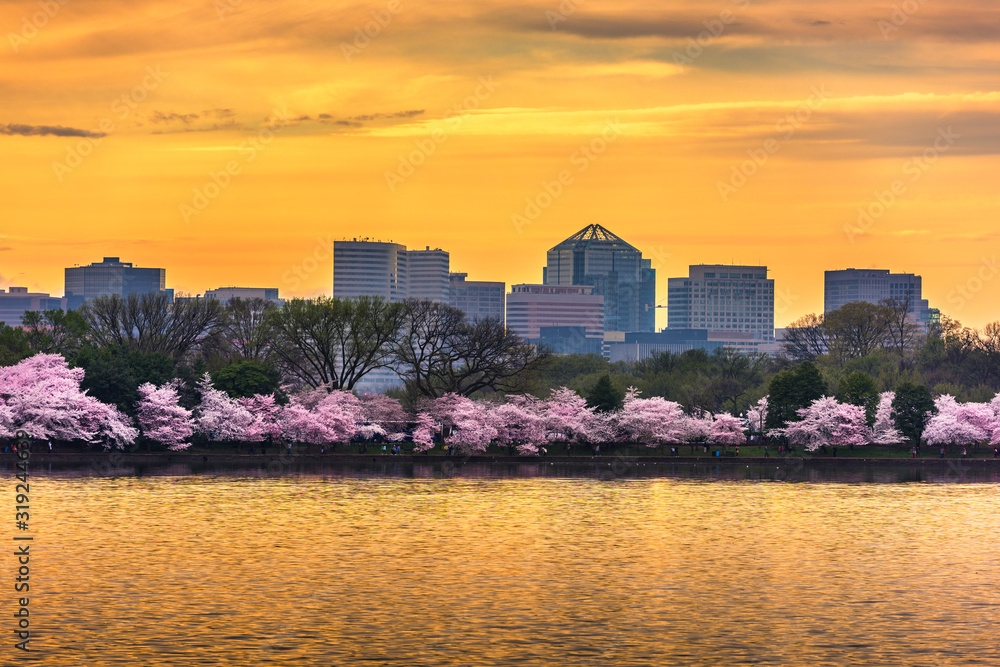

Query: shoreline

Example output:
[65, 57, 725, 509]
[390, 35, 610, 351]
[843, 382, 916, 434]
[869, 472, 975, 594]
[6, 452, 1000, 483]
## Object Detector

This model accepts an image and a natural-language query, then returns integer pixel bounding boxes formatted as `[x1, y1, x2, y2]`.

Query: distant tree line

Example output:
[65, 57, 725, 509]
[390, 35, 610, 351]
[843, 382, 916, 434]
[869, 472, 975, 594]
[0, 294, 548, 414]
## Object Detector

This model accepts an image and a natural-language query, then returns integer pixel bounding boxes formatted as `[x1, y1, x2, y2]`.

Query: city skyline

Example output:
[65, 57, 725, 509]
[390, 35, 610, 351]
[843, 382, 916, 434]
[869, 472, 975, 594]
[0, 239, 947, 332]
[1, 1, 997, 330]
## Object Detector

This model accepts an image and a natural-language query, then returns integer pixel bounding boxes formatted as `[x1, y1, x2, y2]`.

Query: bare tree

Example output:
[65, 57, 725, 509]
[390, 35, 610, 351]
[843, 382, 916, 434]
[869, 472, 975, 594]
[220, 298, 278, 362]
[393, 300, 549, 398]
[81, 293, 224, 360]
[268, 296, 406, 389]
[781, 313, 828, 361]
[880, 296, 921, 354]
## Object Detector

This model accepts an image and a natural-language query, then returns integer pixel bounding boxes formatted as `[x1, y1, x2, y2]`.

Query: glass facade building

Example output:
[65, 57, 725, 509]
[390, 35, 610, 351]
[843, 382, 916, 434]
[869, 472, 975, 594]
[667, 265, 774, 353]
[64, 257, 166, 310]
[449, 273, 504, 322]
[543, 225, 655, 333]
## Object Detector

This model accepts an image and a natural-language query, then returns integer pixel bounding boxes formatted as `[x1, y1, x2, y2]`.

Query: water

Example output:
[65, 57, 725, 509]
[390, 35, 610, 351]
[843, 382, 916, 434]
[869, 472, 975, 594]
[17, 474, 1000, 665]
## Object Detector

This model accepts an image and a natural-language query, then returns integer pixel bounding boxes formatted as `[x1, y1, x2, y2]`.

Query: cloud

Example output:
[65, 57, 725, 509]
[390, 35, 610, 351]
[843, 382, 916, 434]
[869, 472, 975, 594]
[150, 110, 200, 124]
[0, 123, 105, 138]
[347, 109, 425, 122]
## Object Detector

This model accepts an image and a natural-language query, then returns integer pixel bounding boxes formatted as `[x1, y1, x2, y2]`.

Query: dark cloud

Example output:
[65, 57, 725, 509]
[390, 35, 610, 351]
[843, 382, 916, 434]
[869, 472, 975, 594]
[811, 20, 831, 26]
[0, 247, 12, 252]
[347, 109, 425, 121]
[150, 110, 199, 124]
[318, 113, 332, 119]
[0, 123, 105, 138]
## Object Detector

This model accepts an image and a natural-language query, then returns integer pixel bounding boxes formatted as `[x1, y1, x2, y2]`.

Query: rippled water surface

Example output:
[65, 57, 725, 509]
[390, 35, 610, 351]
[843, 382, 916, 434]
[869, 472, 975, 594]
[22, 477, 1000, 665]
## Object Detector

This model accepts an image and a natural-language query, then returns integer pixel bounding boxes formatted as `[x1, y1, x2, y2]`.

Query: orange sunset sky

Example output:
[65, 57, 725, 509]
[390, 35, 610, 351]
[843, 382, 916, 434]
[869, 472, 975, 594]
[1, 0, 998, 330]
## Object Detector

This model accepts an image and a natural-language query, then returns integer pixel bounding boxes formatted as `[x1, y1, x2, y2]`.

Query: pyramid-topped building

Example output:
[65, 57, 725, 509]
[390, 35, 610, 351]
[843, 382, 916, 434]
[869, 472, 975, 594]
[543, 225, 655, 333]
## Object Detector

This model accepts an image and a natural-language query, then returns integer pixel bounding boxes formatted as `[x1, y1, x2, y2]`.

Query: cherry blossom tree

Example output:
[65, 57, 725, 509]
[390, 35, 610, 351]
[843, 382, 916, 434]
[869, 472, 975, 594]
[136, 381, 194, 450]
[360, 393, 407, 427]
[870, 391, 905, 445]
[544, 387, 596, 444]
[237, 393, 284, 442]
[410, 412, 437, 452]
[194, 374, 254, 441]
[435, 393, 496, 455]
[710, 413, 747, 446]
[683, 409, 713, 445]
[282, 388, 362, 445]
[923, 395, 989, 446]
[746, 397, 768, 435]
[616, 388, 688, 447]
[778, 396, 869, 451]
[0, 353, 137, 448]
[490, 398, 548, 456]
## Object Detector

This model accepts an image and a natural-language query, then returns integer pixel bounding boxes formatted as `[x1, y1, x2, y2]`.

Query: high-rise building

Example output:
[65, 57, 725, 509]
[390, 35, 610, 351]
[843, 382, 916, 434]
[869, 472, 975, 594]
[543, 224, 655, 333]
[333, 240, 408, 301]
[64, 257, 166, 310]
[203, 287, 282, 305]
[449, 273, 504, 322]
[824, 268, 934, 324]
[666, 265, 774, 353]
[406, 247, 450, 303]
[333, 240, 452, 303]
[506, 284, 604, 354]
[0, 287, 64, 327]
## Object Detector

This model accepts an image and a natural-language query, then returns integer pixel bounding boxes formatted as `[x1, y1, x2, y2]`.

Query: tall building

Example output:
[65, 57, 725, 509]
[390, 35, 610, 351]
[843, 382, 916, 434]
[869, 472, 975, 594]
[64, 257, 166, 310]
[824, 268, 933, 324]
[333, 240, 452, 303]
[543, 224, 655, 333]
[0, 287, 64, 327]
[333, 240, 408, 301]
[203, 287, 282, 305]
[449, 273, 504, 322]
[406, 247, 450, 303]
[667, 265, 774, 353]
[506, 284, 604, 354]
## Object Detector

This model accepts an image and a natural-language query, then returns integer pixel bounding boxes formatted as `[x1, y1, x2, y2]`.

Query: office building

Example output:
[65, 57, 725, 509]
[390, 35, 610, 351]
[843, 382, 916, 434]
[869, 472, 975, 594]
[506, 284, 604, 354]
[64, 257, 166, 310]
[333, 240, 452, 303]
[0, 287, 64, 327]
[333, 240, 408, 301]
[605, 330, 727, 363]
[666, 265, 774, 353]
[824, 268, 933, 324]
[406, 247, 450, 303]
[203, 287, 282, 305]
[449, 273, 504, 322]
[543, 224, 655, 333]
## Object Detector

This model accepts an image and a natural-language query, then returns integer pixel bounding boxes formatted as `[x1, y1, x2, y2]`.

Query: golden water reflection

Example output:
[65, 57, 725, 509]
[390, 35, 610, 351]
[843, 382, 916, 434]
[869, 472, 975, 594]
[27, 478, 1000, 665]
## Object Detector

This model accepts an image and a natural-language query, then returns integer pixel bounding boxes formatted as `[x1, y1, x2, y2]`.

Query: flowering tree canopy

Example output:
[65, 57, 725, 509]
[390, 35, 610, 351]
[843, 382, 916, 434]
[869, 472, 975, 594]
[710, 413, 747, 446]
[136, 381, 194, 450]
[922, 395, 992, 446]
[778, 396, 869, 450]
[0, 353, 137, 448]
[195, 374, 255, 441]
[870, 391, 904, 445]
[616, 388, 688, 446]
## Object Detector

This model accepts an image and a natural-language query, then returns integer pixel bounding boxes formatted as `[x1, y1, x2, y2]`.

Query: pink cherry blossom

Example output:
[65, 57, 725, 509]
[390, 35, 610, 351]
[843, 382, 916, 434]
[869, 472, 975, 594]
[136, 381, 194, 450]
[0, 353, 137, 448]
